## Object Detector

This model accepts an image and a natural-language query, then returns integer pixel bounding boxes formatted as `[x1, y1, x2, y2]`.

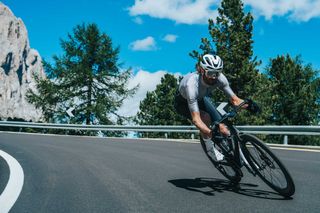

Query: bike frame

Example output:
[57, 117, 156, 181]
[225, 121, 256, 176]
[213, 102, 257, 176]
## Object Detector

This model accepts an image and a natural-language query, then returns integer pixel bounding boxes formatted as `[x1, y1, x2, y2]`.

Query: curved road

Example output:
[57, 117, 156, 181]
[0, 132, 320, 212]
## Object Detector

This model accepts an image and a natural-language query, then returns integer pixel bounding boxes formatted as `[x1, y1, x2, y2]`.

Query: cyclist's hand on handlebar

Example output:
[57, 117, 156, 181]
[230, 96, 247, 109]
[245, 99, 261, 114]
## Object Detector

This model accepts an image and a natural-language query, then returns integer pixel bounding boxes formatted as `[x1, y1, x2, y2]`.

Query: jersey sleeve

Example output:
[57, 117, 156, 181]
[219, 74, 235, 98]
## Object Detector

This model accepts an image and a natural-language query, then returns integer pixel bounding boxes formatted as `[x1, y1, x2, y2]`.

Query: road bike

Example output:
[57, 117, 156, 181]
[199, 100, 295, 197]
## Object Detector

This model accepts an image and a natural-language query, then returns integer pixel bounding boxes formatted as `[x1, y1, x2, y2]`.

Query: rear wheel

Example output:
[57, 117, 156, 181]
[200, 137, 242, 184]
[241, 134, 295, 197]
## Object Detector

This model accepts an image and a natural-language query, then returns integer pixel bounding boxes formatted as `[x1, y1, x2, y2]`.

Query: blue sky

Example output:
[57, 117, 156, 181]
[3, 0, 320, 73]
[2, 0, 320, 116]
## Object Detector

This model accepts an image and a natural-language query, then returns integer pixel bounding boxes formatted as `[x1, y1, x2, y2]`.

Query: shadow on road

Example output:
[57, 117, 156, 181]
[168, 177, 291, 200]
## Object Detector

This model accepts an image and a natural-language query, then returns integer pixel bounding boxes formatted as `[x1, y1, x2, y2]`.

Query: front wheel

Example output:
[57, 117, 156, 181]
[200, 137, 242, 184]
[240, 134, 295, 197]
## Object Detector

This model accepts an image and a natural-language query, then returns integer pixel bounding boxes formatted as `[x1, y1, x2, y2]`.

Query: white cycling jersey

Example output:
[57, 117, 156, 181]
[178, 72, 235, 113]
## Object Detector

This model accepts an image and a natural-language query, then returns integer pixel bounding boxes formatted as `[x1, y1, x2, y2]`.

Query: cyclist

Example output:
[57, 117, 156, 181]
[174, 54, 258, 154]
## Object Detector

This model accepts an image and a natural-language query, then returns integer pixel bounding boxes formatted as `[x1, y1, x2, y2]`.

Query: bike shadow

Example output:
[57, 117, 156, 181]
[168, 177, 292, 200]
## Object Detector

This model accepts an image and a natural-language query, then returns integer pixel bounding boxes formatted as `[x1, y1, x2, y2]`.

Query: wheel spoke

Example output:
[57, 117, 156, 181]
[261, 149, 286, 188]
[246, 141, 287, 189]
[200, 137, 241, 183]
[241, 134, 295, 197]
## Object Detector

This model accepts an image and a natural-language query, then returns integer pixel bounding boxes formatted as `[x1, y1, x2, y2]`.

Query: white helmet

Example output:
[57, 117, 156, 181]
[200, 54, 223, 77]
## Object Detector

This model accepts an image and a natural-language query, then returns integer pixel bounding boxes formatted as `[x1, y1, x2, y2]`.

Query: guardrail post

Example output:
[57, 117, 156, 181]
[283, 135, 288, 145]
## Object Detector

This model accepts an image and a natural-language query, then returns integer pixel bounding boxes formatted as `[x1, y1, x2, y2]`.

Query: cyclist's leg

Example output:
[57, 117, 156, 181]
[174, 92, 227, 138]
[202, 97, 230, 136]
[174, 92, 212, 139]
[202, 97, 222, 122]
[174, 91, 192, 120]
[199, 110, 220, 155]
[174, 95, 225, 159]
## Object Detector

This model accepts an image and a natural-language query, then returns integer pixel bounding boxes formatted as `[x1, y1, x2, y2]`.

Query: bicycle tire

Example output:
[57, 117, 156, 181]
[240, 134, 295, 197]
[200, 136, 242, 184]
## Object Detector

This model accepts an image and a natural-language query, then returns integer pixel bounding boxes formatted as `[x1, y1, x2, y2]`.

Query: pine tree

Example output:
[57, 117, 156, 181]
[135, 73, 190, 138]
[265, 55, 320, 145]
[27, 23, 138, 128]
[190, 0, 270, 125]
[267, 55, 320, 125]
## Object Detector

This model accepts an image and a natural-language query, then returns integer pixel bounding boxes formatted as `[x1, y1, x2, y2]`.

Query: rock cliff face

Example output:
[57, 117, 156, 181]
[0, 2, 45, 121]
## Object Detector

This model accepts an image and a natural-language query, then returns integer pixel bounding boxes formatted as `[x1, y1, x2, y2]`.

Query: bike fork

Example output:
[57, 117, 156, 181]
[238, 143, 257, 176]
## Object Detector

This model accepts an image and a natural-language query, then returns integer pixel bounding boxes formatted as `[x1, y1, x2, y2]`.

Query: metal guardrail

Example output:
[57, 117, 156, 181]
[0, 121, 319, 134]
[0, 121, 319, 144]
[0, 121, 198, 132]
[236, 126, 320, 136]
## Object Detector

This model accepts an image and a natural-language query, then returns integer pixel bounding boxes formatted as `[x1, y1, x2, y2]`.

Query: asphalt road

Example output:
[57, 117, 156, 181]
[0, 132, 320, 213]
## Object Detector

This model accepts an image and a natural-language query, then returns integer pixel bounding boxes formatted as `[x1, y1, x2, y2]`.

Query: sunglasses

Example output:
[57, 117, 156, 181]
[206, 69, 222, 78]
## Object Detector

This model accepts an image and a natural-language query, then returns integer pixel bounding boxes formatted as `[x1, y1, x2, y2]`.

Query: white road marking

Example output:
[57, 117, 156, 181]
[0, 150, 24, 213]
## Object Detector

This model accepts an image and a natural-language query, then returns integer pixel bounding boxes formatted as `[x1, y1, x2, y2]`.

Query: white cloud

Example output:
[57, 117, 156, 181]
[244, 0, 320, 22]
[163, 34, 178, 43]
[128, 0, 320, 24]
[129, 36, 157, 51]
[128, 0, 219, 24]
[117, 69, 182, 117]
[117, 70, 166, 117]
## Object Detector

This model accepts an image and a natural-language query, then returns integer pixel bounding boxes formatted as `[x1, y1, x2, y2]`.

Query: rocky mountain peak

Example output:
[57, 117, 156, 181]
[0, 2, 46, 121]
